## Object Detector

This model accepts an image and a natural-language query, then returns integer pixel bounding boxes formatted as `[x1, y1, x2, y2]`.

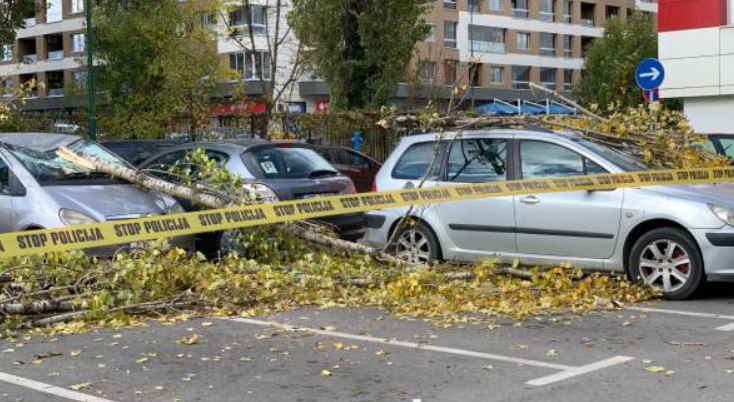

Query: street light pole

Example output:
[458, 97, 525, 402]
[86, 0, 96, 140]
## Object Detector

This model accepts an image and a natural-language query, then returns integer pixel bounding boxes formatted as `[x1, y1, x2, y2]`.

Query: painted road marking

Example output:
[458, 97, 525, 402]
[629, 306, 734, 321]
[715, 323, 734, 331]
[526, 356, 635, 386]
[0, 371, 116, 402]
[228, 317, 633, 386]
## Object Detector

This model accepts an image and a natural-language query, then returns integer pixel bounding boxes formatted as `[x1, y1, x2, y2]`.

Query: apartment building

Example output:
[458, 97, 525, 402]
[407, 0, 658, 106]
[0, 0, 86, 114]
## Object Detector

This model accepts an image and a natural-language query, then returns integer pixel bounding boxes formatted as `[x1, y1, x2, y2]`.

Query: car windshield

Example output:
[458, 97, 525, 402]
[573, 138, 652, 172]
[8, 139, 128, 185]
[241, 147, 338, 179]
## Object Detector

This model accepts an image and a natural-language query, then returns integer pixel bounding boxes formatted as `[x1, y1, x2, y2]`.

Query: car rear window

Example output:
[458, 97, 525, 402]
[392, 141, 441, 180]
[241, 147, 338, 179]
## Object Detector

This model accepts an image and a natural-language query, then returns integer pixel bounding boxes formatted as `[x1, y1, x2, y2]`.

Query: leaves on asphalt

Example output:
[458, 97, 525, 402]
[69, 382, 93, 390]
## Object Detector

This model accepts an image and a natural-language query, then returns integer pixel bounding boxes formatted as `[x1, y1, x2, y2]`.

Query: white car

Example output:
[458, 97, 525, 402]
[365, 128, 734, 300]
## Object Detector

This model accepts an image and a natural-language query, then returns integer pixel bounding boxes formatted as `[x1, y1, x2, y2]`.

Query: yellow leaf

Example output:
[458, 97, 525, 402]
[645, 366, 666, 373]
[320, 369, 332, 377]
[70, 350, 82, 357]
[176, 334, 199, 346]
[136, 357, 148, 364]
[333, 342, 344, 350]
[70, 382, 93, 390]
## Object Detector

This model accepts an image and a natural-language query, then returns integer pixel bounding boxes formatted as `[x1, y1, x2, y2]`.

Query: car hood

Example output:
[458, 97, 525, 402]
[259, 176, 354, 200]
[43, 185, 168, 221]
[637, 183, 734, 206]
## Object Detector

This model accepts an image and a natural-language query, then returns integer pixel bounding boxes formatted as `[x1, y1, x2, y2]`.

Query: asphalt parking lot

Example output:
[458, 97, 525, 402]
[1, 285, 734, 402]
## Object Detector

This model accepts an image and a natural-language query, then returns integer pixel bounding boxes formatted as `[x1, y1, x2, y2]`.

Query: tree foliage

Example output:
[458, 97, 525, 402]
[575, 12, 663, 112]
[93, 0, 226, 139]
[288, 0, 432, 111]
[0, 0, 37, 45]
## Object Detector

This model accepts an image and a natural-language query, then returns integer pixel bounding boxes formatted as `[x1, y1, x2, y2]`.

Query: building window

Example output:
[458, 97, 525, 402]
[490, 66, 504, 84]
[72, 33, 85, 53]
[444, 59, 458, 85]
[443, 0, 457, 10]
[512, 65, 530, 89]
[470, 25, 506, 53]
[469, 63, 482, 87]
[539, 33, 556, 56]
[202, 13, 217, 26]
[605, 5, 619, 19]
[563, 35, 572, 58]
[425, 24, 436, 42]
[46, 0, 62, 23]
[73, 71, 87, 86]
[489, 0, 503, 11]
[229, 5, 267, 35]
[419, 61, 437, 83]
[47, 71, 64, 97]
[540, 67, 556, 89]
[539, 0, 555, 22]
[511, 0, 529, 18]
[580, 2, 595, 26]
[468, 0, 480, 13]
[1, 45, 11, 62]
[71, 0, 84, 14]
[444, 21, 457, 48]
[563, 1, 572, 23]
[229, 50, 271, 80]
[564, 69, 573, 91]
[517, 32, 530, 51]
[1, 78, 13, 96]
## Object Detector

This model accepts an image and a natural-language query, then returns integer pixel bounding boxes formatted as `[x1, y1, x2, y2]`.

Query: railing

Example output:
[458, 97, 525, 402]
[444, 39, 457, 49]
[539, 11, 555, 22]
[23, 18, 36, 27]
[562, 14, 571, 23]
[22, 54, 37, 64]
[581, 18, 594, 26]
[540, 48, 556, 57]
[512, 81, 530, 90]
[47, 50, 64, 60]
[48, 88, 64, 97]
[470, 41, 506, 54]
[511, 8, 529, 18]
[563, 49, 572, 58]
[541, 82, 556, 90]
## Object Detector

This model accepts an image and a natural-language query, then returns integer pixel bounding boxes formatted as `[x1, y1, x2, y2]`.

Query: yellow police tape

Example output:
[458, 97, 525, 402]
[3, 166, 734, 260]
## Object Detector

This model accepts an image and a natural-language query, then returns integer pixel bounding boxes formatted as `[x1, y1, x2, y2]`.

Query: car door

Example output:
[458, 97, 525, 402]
[514, 139, 623, 259]
[333, 149, 375, 192]
[0, 157, 13, 231]
[433, 137, 517, 255]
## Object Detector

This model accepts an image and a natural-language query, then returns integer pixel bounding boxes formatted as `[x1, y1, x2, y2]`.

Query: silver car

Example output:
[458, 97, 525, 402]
[365, 128, 734, 300]
[0, 133, 193, 255]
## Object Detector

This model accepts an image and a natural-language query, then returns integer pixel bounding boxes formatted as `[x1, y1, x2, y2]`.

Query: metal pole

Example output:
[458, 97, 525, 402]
[86, 0, 96, 140]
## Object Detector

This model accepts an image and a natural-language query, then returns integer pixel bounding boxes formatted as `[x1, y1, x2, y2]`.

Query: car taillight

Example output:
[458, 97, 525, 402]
[341, 181, 357, 195]
[371, 180, 377, 193]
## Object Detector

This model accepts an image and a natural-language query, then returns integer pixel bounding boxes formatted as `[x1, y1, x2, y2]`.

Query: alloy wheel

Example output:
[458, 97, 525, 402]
[395, 228, 432, 264]
[638, 239, 691, 293]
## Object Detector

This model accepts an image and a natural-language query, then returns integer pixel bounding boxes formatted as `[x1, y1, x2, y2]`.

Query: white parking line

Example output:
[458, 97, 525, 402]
[0, 371, 116, 402]
[526, 356, 635, 386]
[715, 323, 734, 331]
[628, 306, 734, 321]
[227, 317, 634, 386]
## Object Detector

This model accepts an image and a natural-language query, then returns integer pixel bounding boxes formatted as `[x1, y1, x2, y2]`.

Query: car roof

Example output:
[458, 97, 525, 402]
[400, 128, 582, 143]
[0, 132, 81, 152]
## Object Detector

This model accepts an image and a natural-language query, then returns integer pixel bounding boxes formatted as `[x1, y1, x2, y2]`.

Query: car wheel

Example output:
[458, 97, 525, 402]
[391, 221, 440, 265]
[629, 227, 705, 300]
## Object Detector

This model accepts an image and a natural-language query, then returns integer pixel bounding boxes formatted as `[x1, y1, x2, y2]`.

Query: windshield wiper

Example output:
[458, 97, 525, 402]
[308, 169, 339, 178]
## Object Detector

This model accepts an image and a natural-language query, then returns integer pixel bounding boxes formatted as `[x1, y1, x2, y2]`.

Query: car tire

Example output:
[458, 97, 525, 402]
[629, 227, 705, 300]
[390, 221, 440, 265]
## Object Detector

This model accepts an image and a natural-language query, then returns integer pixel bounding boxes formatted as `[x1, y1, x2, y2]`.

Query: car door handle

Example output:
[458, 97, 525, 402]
[520, 195, 540, 204]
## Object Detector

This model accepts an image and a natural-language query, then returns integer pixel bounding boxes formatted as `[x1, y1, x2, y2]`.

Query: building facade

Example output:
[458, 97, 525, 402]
[658, 0, 734, 133]
[407, 0, 658, 107]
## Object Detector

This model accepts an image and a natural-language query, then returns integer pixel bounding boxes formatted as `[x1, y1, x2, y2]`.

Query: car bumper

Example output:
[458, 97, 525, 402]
[312, 212, 366, 241]
[693, 228, 734, 281]
[364, 209, 405, 248]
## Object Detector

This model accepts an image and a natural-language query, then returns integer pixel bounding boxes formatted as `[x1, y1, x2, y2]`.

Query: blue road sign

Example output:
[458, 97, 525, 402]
[635, 58, 665, 90]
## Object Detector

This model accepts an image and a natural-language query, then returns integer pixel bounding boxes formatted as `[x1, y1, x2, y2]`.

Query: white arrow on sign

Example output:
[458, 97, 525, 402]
[639, 67, 660, 81]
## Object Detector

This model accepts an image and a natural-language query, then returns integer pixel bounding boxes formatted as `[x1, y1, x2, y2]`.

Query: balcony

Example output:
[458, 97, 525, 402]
[470, 41, 506, 54]
[48, 88, 64, 97]
[540, 48, 556, 57]
[512, 8, 529, 18]
[47, 50, 64, 60]
[539, 11, 555, 22]
[23, 18, 36, 27]
[580, 18, 594, 27]
[22, 54, 37, 64]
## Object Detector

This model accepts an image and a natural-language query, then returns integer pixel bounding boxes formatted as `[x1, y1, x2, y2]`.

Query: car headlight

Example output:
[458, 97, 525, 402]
[168, 202, 186, 214]
[246, 183, 279, 203]
[59, 209, 98, 226]
[708, 204, 734, 226]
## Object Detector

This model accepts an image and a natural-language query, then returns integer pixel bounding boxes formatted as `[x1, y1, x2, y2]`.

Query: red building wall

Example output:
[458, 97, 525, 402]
[658, 0, 728, 32]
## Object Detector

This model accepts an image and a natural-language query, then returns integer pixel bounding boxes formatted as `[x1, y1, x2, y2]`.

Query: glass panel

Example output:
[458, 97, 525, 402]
[46, 0, 62, 23]
[446, 139, 507, 183]
[241, 148, 337, 179]
[520, 141, 584, 178]
[392, 142, 442, 180]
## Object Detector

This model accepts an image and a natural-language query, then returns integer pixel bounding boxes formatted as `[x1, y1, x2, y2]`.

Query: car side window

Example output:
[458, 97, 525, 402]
[446, 139, 507, 183]
[717, 138, 734, 159]
[334, 149, 367, 167]
[520, 141, 604, 178]
[142, 150, 188, 182]
[0, 158, 10, 195]
[392, 141, 441, 180]
[204, 150, 229, 168]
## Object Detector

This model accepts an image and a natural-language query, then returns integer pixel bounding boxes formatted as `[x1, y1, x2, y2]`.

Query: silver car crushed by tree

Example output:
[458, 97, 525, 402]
[365, 128, 734, 300]
[0, 133, 194, 256]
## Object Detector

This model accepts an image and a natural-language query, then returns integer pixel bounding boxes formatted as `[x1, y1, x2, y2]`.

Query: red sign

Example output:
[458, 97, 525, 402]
[658, 0, 727, 32]
[642, 88, 661, 103]
[211, 102, 267, 116]
[315, 100, 330, 114]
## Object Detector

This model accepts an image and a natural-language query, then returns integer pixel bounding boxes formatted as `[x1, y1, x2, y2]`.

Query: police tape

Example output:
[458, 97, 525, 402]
[3, 166, 734, 260]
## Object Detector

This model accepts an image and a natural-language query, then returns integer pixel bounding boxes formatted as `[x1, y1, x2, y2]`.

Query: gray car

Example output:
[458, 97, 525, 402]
[365, 128, 734, 300]
[0, 133, 193, 255]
